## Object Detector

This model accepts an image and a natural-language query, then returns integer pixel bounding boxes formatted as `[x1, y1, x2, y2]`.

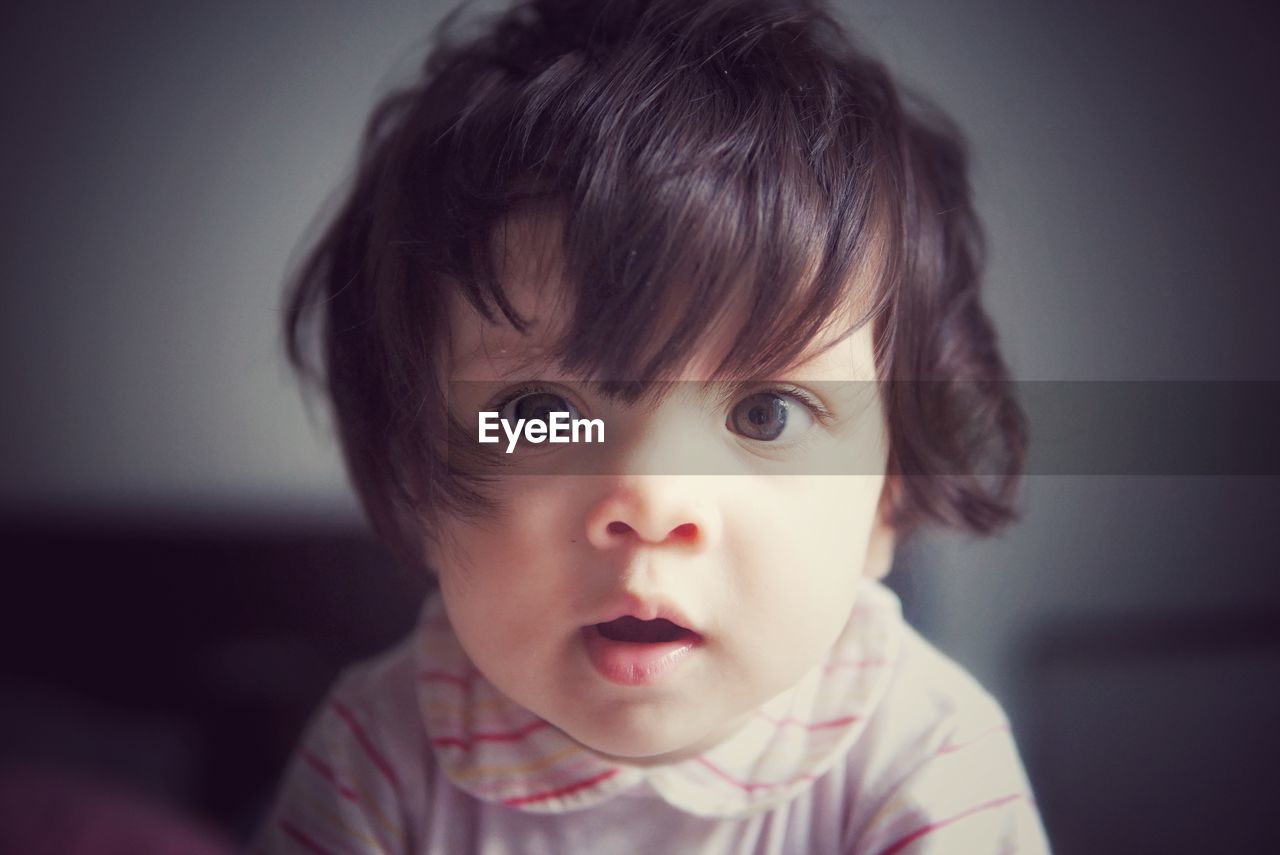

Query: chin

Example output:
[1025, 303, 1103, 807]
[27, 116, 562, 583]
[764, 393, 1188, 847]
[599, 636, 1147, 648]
[559, 711, 706, 762]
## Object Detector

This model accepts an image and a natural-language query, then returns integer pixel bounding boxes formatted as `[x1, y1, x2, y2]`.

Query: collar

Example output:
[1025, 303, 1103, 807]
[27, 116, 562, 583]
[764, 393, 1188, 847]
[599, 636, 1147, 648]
[414, 579, 902, 818]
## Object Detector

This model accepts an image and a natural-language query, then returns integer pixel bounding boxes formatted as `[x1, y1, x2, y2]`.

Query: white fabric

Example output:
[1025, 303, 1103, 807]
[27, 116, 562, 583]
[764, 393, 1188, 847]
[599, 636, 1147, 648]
[252, 580, 1051, 854]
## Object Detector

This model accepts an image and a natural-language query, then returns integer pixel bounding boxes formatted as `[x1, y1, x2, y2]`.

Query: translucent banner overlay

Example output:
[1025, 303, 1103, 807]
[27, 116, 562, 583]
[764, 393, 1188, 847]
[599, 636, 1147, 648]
[444, 381, 1280, 476]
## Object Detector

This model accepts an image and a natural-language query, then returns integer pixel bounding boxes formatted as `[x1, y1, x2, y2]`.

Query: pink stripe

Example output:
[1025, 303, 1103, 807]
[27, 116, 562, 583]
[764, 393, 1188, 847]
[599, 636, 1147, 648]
[503, 768, 622, 807]
[937, 723, 1011, 755]
[301, 750, 360, 802]
[299, 750, 393, 855]
[418, 670, 479, 689]
[330, 699, 401, 793]
[876, 793, 1027, 855]
[756, 713, 860, 731]
[696, 757, 816, 793]
[431, 719, 549, 750]
[279, 819, 342, 855]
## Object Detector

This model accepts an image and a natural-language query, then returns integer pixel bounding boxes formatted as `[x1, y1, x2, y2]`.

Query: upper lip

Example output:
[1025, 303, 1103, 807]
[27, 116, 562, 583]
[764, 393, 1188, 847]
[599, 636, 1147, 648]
[589, 594, 701, 634]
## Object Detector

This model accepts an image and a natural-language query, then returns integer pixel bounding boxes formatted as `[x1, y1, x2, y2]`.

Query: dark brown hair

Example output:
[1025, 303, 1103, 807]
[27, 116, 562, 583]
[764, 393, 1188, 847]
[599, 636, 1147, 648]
[284, 0, 1026, 572]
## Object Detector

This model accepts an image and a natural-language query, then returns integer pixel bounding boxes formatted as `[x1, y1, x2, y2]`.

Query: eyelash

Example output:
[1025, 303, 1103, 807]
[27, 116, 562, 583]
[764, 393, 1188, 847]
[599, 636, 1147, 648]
[487, 383, 834, 426]
[733, 383, 835, 426]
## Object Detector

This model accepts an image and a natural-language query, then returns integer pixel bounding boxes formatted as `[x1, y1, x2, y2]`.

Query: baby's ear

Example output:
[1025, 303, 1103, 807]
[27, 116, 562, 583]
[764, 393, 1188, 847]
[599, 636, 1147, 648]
[862, 508, 896, 582]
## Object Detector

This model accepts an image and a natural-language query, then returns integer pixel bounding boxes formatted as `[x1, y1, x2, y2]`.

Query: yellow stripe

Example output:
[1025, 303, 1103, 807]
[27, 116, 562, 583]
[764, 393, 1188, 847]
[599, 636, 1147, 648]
[445, 743, 586, 781]
[302, 750, 408, 852]
[294, 793, 390, 855]
[341, 780, 408, 852]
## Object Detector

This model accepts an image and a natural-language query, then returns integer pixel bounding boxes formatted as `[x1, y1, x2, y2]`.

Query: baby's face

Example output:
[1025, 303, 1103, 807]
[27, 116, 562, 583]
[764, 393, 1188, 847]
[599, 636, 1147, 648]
[429, 231, 891, 762]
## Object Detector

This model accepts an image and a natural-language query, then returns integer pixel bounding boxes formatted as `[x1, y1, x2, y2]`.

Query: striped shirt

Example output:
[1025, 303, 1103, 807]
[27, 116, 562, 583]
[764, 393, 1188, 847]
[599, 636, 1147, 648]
[252, 579, 1050, 853]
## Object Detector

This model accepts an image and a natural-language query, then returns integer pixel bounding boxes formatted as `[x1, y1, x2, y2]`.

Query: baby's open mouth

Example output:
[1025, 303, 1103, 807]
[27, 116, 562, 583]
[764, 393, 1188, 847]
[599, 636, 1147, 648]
[583, 613, 703, 685]
[595, 616, 698, 644]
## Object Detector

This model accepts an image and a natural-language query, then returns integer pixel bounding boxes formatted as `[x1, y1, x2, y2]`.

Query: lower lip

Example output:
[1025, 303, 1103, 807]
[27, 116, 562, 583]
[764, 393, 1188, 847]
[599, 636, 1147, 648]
[580, 625, 702, 686]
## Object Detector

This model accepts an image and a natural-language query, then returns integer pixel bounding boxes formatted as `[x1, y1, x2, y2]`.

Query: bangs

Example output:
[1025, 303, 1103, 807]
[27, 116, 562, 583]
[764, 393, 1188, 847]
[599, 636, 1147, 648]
[435, 0, 899, 400]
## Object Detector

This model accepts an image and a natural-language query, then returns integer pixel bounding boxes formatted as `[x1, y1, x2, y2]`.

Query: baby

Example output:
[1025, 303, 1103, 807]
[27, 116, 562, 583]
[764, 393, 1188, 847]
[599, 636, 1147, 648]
[256, 0, 1051, 852]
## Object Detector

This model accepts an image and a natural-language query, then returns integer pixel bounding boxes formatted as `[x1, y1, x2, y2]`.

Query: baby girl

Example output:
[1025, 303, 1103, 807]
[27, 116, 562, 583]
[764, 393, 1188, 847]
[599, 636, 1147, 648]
[255, 0, 1051, 851]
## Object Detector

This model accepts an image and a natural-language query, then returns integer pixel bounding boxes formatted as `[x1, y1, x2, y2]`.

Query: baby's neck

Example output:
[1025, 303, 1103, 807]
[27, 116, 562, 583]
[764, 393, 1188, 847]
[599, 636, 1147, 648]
[584, 709, 756, 768]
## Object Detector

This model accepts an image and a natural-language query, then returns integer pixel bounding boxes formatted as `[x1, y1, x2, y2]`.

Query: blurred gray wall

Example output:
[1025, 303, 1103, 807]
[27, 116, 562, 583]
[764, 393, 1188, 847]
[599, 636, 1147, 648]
[2, 2, 1278, 849]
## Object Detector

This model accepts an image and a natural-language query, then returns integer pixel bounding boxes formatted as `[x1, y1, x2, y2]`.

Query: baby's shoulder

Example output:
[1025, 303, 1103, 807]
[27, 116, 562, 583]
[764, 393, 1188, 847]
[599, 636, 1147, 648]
[332, 624, 428, 742]
[298, 624, 434, 796]
[844, 615, 1013, 791]
[846, 584, 1010, 759]
[250, 623, 437, 855]
[835, 615, 1047, 852]
[885, 620, 1009, 735]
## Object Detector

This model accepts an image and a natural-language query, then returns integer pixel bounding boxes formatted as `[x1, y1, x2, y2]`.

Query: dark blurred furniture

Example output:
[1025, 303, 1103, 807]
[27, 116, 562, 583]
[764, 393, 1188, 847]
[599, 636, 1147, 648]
[0, 513, 424, 844]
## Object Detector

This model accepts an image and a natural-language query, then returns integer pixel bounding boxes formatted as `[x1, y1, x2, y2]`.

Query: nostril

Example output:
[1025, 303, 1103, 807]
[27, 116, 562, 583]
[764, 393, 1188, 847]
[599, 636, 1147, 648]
[600, 520, 698, 543]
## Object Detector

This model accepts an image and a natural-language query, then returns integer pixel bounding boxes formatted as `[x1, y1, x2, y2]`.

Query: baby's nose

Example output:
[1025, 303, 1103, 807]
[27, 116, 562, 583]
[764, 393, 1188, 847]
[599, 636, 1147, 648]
[585, 477, 722, 550]
[604, 519, 698, 543]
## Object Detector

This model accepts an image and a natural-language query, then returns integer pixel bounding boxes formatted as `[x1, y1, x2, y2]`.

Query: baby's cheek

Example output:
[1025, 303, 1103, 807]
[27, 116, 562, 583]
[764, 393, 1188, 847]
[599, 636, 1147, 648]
[823, 474, 883, 527]
[774, 475, 878, 584]
[502, 474, 575, 515]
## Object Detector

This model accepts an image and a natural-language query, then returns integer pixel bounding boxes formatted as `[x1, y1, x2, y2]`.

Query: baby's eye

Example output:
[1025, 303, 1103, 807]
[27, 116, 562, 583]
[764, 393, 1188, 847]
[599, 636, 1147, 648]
[727, 390, 816, 442]
[498, 389, 582, 425]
